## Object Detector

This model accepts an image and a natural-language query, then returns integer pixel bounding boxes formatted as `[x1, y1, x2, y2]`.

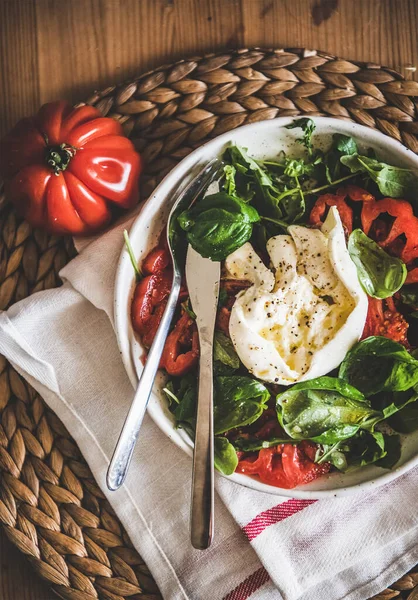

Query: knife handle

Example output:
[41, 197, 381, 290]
[190, 328, 214, 549]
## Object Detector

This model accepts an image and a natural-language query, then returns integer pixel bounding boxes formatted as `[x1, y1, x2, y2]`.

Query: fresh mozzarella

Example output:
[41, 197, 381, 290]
[227, 207, 368, 385]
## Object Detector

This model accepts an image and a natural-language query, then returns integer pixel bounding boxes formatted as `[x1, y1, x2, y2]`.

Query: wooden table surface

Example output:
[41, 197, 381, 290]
[0, 0, 417, 598]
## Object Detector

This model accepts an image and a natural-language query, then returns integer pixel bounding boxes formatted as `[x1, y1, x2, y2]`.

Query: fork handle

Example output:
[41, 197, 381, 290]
[106, 273, 181, 491]
[190, 329, 214, 549]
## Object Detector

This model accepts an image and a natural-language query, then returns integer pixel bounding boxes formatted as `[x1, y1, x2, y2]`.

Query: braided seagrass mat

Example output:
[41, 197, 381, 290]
[1, 47, 418, 600]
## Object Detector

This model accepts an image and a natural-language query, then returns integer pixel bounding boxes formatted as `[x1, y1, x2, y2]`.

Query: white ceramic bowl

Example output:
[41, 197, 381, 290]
[115, 116, 418, 498]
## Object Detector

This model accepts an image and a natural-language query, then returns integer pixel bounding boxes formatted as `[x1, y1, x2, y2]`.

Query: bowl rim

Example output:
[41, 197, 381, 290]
[114, 115, 418, 498]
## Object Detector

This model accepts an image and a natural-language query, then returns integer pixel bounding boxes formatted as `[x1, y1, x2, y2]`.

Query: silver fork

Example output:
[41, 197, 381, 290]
[107, 158, 222, 491]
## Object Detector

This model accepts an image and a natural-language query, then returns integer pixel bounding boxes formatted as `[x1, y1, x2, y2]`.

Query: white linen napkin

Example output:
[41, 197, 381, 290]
[1, 216, 418, 600]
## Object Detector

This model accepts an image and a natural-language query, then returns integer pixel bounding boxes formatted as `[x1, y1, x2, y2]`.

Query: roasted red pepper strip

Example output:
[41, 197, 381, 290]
[309, 193, 353, 234]
[361, 198, 418, 264]
[310, 186, 375, 235]
[336, 185, 375, 203]
[361, 297, 409, 346]
[160, 312, 199, 376]
[406, 268, 418, 284]
[131, 270, 172, 347]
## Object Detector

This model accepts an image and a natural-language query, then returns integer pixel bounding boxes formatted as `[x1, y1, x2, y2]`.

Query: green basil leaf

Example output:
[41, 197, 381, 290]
[214, 331, 240, 370]
[276, 376, 380, 444]
[214, 375, 270, 434]
[348, 229, 407, 299]
[214, 437, 238, 475]
[339, 336, 418, 396]
[178, 192, 260, 261]
[165, 373, 198, 431]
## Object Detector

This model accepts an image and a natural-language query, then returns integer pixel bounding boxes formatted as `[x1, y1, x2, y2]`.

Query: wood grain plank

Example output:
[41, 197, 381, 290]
[0, 531, 55, 600]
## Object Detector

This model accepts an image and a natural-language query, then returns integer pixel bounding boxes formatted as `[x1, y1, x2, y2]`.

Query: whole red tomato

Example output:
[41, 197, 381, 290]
[0, 101, 142, 235]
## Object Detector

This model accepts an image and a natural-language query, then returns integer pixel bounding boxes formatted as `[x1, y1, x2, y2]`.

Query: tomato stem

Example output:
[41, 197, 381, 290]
[44, 141, 77, 175]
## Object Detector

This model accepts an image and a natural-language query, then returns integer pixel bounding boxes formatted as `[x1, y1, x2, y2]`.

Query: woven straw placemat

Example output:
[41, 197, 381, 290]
[1, 48, 418, 600]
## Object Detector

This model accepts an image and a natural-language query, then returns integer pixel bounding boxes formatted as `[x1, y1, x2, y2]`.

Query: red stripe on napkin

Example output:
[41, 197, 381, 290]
[222, 566, 270, 600]
[243, 499, 317, 541]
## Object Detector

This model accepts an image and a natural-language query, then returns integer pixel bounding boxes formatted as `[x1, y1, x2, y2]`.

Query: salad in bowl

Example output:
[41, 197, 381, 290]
[117, 117, 418, 496]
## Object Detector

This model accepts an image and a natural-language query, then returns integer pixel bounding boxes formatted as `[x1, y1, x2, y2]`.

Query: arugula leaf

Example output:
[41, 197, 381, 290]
[223, 164, 238, 198]
[276, 376, 380, 444]
[178, 192, 260, 261]
[339, 336, 418, 396]
[214, 437, 238, 475]
[333, 134, 358, 156]
[321, 134, 358, 182]
[214, 376, 270, 434]
[214, 331, 240, 370]
[285, 118, 316, 155]
[340, 154, 418, 200]
[348, 229, 407, 299]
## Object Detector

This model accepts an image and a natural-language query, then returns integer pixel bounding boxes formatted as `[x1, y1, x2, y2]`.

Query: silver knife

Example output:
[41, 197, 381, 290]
[185, 244, 220, 550]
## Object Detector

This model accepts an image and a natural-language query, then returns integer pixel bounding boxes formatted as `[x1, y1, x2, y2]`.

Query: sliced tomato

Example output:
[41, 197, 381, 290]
[362, 296, 409, 346]
[236, 442, 330, 489]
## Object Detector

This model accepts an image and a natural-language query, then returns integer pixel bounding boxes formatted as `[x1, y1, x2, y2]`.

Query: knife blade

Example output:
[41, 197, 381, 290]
[185, 244, 220, 550]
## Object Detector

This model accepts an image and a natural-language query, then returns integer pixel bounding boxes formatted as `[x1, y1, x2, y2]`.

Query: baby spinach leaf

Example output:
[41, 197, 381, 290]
[214, 331, 240, 370]
[164, 373, 198, 433]
[345, 430, 387, 468]
[214, 437, 238, 475]
[285, 118, 316, 155]
[389, 402, 418, 433]
[178, 192, 260, 261]
[319, 430, 401, 471]
[387, 387, 418, 433]
[339, 336, 418, 396]
[214, 376, 270, 434]
[376, 434, 402, 468]
[348, 229, 407, 299]
[276, 376, 380, 444]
